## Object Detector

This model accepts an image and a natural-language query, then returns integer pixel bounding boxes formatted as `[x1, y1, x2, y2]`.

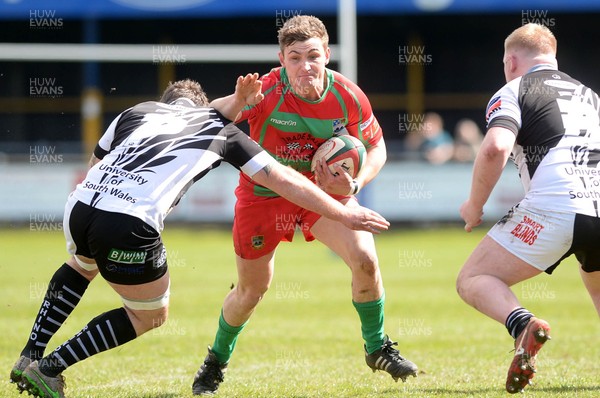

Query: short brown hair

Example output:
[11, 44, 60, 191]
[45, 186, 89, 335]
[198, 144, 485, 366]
[505, 23, 557, 56]
[159, 79, 209, 106]
[277, 15, 329, 51]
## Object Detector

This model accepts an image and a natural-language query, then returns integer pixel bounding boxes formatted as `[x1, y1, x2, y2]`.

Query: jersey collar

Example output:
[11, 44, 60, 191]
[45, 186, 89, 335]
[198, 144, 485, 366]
[169, 97, 197, 107]
[526, 64, 557, 74]
[280, 67, 334, 104]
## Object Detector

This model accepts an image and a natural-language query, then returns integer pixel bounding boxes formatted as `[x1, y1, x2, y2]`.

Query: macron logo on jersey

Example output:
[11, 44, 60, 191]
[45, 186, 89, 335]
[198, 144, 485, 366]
[270, 117, 297, 127]
[486, 96, 502, 123]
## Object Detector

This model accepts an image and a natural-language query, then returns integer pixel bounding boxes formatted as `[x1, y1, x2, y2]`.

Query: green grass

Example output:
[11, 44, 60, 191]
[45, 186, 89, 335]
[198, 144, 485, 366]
[1, 225, 599, 397]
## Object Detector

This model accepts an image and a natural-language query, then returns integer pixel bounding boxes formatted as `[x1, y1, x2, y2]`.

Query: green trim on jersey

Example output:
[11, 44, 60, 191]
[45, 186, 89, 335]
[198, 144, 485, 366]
[280, 68, 335, 105]
[253, 184, 286, 197]
[332, 78, 366, 141]
[329, 85, 350, 130]
[257, 92, 286, 146]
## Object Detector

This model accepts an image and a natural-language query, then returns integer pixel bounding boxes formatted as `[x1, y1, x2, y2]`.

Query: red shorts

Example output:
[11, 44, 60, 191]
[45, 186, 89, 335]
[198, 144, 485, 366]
[233, 184, 350, 259]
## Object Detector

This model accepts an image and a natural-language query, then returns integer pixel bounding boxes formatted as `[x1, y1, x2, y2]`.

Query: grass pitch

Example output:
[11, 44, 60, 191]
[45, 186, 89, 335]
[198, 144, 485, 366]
[1, 225, 599, 397]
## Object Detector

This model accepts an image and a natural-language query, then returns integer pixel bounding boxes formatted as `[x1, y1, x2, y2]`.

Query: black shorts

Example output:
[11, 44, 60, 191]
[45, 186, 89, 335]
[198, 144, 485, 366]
[65, 200, 168, 285]
[548, 212, 600, 274]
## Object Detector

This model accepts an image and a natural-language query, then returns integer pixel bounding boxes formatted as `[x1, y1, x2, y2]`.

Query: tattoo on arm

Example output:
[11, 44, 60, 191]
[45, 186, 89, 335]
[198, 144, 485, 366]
[262, 163, 273, 177]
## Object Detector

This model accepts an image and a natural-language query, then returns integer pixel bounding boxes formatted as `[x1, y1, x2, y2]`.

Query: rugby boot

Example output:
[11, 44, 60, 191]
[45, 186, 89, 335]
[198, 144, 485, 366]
[19, 360, 65, 398]
[192, 347, 228, 395]
[365, 335, 418, 382]
[9, 355, 31, 391]
[506, 317, 551, 394]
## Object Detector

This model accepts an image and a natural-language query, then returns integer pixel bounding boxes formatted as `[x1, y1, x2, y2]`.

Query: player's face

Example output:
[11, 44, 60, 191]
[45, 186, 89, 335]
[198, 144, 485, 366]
[279, 37, 330, 100]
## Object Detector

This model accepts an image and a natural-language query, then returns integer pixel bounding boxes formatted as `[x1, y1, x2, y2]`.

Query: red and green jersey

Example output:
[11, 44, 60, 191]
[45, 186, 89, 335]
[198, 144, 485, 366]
[238, 67, 383, 197]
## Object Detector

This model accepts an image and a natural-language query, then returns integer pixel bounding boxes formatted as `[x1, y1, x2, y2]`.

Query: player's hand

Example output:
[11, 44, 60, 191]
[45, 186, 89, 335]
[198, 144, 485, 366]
[314, 160, 354, 195]
[234, 73, 264, 106]
[342, 205, 390, 234]
[460, 200, 483, 232]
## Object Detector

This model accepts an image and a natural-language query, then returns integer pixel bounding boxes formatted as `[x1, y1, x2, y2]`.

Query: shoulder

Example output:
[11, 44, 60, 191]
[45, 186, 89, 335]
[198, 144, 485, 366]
[328, 69, 372, 111]
[260, 68, 284, 94]
[329, 69, 365, 95]
[485, 78, 522, 123]
[128, 101, 162, 114]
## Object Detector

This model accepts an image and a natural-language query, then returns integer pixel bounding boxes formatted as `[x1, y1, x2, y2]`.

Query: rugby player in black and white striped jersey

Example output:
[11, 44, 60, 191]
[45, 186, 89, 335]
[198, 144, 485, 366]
[457, 23, 600, 394]
[11, 74, 389, 398]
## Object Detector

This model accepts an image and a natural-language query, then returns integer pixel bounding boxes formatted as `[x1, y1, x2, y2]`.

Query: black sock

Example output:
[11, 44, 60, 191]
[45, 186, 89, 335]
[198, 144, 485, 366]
[505, 307, 534, 339]
[38, 307, 137, 377]
[21, 264, 90, 361]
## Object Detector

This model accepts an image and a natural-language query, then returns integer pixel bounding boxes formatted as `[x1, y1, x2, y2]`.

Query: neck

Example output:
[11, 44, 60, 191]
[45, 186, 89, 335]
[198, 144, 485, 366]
[298, 83, 324, 101]
[293, 71, 327, 101]
[530, 54, 558, 69]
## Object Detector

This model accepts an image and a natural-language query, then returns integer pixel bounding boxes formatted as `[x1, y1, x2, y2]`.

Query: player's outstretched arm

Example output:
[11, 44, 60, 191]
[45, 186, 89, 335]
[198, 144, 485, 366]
[209, 73, 263, 122]
[252, 162, 389, 233]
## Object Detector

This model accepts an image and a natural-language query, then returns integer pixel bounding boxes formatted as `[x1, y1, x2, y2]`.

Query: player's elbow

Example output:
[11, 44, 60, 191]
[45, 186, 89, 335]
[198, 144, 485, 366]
[479, 141, 510, 162]
[369, 140, 387, 165]
[479, 127, 514, 162]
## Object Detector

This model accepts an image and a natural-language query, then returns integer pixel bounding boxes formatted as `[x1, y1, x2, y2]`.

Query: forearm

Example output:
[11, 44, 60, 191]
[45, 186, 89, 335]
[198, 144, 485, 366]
[468, 127, 514, 208]
[357, 140, 387, 188]
[468, 155, 505, 209]
[209, 94, 244, 122]
[253, 164, 346, 221]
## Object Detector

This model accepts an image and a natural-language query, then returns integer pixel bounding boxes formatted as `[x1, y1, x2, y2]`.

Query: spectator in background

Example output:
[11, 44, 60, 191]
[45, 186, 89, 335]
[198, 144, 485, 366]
[452, 118, 483, 162]
[405, 112, 454, 164]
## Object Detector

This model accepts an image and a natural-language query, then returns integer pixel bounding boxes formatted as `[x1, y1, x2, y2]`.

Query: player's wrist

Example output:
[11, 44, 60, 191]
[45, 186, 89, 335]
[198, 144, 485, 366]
[348, 179, 360, 196]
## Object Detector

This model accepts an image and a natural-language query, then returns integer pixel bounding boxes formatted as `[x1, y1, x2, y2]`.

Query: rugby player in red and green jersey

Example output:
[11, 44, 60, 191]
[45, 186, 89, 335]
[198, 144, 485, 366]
[192, 15, 418, 395]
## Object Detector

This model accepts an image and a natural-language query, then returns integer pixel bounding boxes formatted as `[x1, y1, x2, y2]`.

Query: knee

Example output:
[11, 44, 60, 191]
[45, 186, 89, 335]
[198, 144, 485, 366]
[236, 282, 270, 308]
[149, 306, 169, 329]
[126, 305, 169, 335]
[348, 250, 379, 278]
[455, 268, 473, 301]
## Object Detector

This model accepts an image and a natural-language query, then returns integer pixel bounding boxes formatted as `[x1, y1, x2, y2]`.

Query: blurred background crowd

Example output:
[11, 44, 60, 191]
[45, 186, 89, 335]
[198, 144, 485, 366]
[1, 1, 599, 164]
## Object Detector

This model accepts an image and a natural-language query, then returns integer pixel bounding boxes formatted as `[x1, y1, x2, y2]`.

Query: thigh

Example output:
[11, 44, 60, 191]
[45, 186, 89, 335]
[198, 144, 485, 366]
[235, 251, 276, 291]
[310, 198, 377, 266]
[459, 235, 542, 287]
[109, 269, 171, 302]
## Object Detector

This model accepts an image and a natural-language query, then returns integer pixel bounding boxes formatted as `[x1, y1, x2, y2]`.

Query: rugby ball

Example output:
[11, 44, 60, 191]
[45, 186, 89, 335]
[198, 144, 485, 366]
[311, 135, 366, 178]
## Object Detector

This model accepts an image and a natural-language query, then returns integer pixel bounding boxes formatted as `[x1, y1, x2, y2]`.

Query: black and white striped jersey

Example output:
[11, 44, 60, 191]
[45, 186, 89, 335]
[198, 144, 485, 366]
[486, 65, 600, 217]
[72, 100, 274, 231]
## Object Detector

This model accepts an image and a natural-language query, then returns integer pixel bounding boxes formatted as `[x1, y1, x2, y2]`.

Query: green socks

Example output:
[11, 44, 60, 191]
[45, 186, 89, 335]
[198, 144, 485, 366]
[211, 293, 385, 362]
[211, 310, 247, 364]
[353, 292, 386, 354]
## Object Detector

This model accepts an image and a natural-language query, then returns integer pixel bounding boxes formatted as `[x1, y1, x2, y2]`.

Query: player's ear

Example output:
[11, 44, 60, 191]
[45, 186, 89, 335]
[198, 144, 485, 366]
[324, 46, 331, 65]
[278, 51, 285, 66]
[508, 54, 519, 73]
